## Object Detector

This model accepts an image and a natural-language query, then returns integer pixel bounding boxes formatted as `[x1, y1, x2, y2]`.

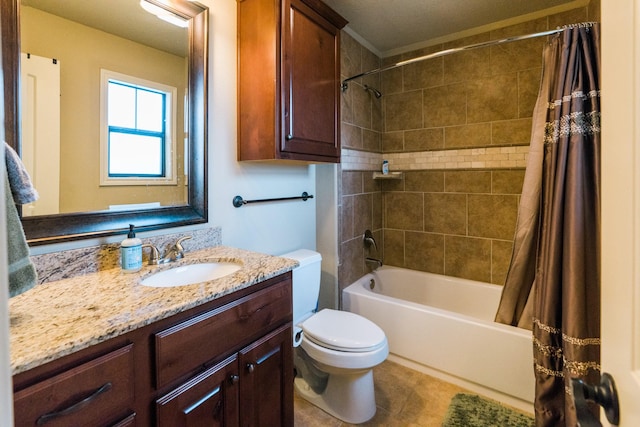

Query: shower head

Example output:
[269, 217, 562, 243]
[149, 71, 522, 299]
[364, 84, 382, 99]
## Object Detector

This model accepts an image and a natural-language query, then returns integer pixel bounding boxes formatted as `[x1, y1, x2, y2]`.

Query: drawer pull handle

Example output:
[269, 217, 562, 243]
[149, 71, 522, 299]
[36, 382, 112, 425]
[246, 363, 255, 374]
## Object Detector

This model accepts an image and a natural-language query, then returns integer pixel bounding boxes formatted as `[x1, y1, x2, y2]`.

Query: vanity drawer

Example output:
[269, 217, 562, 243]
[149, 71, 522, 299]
[155, 279, 292, 388]
[13, 344, 135, 427]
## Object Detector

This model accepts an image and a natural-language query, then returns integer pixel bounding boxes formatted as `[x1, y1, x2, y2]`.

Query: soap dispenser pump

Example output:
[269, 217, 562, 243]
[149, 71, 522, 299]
[121, 224, 142, 272]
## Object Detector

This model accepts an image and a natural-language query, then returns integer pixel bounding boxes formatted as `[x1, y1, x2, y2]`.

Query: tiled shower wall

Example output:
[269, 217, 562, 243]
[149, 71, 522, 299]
[338, 32, 383, 289]
[380, 169, 523, 284]
[337, 1, 601, 294]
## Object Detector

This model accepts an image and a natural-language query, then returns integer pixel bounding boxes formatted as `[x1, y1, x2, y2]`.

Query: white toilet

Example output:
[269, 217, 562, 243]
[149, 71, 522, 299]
[283, 249, 388, 424]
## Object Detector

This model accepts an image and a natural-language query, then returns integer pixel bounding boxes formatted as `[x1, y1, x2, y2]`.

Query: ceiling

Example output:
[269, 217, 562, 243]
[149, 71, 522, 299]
[21, 0, 187, 57]
[322, 0, 584, 56]
[22, 0, 585, 59]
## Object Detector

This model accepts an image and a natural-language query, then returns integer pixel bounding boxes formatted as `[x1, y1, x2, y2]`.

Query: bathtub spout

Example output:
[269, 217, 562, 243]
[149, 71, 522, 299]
[365, 257, 383, 269]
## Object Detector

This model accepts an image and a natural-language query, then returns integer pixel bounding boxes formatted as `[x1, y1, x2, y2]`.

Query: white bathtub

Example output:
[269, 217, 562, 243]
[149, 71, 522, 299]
[343, 266, 534, 412]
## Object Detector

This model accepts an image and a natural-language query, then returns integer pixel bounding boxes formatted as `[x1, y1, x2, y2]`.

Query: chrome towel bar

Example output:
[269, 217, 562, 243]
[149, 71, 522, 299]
[232, 192, 314, 208]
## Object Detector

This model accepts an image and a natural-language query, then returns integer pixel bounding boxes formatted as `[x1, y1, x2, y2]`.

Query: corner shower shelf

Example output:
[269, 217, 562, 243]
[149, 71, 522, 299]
[372, 171, 404, 180]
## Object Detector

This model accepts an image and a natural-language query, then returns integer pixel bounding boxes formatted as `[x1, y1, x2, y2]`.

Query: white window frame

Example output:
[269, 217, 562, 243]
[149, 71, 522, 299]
[99, 69, 178, 186]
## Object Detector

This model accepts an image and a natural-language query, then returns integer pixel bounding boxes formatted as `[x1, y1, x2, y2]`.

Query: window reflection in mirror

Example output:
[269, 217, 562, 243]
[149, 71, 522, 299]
[101, 70, 179, 188]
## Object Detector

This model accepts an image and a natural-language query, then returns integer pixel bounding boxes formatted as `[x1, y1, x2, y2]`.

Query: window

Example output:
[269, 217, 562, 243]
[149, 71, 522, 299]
[100, 70, 177, 186]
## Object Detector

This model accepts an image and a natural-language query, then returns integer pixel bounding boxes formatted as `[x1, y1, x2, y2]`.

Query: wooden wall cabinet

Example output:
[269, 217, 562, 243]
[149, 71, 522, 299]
[238, 0, 347, 163]
[12, 274, 293, 427]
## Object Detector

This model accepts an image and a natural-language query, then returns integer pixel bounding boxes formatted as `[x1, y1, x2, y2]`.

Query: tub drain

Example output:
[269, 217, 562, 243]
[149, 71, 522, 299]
[369, 278, 375, 290]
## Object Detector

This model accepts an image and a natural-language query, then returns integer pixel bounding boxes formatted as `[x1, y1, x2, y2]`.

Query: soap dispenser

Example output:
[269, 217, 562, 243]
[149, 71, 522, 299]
[121, 224, 142, 273]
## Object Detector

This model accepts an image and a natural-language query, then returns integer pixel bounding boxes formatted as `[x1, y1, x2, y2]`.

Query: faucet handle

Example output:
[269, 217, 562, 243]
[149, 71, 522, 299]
[363, 229, 378, 252]
[143, 244, 160, 265]
[174, 235, 193, 259]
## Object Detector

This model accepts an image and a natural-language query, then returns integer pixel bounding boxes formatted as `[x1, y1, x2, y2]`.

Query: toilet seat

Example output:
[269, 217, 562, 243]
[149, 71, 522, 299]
[300, 332, 388, 370]
[301, 309, 386, 352]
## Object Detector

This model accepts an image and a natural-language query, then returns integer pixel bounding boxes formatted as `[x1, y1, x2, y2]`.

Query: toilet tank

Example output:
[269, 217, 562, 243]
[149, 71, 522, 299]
[281, 249, 322, 325]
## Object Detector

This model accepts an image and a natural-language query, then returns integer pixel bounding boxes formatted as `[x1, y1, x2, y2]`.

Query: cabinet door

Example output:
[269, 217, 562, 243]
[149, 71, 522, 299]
[156, 355, 239, 427]
[239, 324, 293, 427]
[281, 0, 342, 161]
[13, 344, 135, 427]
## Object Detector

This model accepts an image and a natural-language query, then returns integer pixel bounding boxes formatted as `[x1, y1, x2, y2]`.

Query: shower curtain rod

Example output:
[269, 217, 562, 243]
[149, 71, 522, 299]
[341, 24, 591, 91]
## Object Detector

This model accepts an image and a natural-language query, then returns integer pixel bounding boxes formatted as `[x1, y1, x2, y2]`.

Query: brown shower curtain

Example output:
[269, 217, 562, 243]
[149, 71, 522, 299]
[495, 24, 601, 426]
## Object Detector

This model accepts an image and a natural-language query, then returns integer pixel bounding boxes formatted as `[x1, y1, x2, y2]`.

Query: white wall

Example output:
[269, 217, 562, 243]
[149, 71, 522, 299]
[203, 0, 317, 256]
[316, 164, 339, 309]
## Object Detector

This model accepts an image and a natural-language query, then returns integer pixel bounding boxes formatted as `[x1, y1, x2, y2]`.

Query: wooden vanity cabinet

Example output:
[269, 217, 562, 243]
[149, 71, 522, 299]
[238, 0, 347, 163]
[154, 279, 294, 426]
[13, 344, 136, 427]
[12, 273, 293, 427]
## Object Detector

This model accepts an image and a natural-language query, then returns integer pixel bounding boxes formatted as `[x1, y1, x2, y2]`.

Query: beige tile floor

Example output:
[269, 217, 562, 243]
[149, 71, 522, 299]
[294, 360, 471, 426]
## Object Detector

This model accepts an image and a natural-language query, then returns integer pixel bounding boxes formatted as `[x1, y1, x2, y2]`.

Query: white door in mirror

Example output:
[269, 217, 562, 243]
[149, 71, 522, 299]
[140, 263, 242, 287]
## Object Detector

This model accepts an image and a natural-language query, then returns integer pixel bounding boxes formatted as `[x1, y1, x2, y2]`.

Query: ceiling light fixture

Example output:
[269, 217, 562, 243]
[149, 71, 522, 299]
[139, 0, 189, 28]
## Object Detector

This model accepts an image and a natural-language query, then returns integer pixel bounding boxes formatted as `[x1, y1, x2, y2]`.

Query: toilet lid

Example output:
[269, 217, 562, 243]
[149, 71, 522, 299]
[301, 309, 386, 352]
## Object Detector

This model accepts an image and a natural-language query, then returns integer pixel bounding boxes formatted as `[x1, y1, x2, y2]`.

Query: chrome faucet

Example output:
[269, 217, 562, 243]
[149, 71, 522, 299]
[143, 236, 192, 265]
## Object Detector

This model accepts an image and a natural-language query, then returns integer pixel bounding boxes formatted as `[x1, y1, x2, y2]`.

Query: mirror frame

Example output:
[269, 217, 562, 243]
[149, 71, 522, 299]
[1, 0, 208, 245]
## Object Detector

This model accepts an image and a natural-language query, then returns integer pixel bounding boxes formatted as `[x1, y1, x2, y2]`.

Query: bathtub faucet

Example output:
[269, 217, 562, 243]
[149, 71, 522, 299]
[365, 257, 383, 269]
[363, 230, 378, 252]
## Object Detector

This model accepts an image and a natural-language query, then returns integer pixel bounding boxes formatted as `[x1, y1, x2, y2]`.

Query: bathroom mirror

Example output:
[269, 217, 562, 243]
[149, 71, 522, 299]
[1, 0, 208, 245]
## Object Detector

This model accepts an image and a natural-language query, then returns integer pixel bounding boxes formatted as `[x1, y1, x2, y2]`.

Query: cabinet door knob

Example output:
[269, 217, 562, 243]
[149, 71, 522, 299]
[229, 374, 240, 385]
[246, 363, 255, 373]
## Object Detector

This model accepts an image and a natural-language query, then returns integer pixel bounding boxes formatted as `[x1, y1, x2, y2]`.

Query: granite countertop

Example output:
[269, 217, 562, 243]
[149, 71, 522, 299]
[9, 246, 298, 375]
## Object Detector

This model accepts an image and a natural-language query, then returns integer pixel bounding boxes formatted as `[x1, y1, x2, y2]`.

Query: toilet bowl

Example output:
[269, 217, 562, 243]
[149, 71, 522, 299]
[283, 249, 389, 424]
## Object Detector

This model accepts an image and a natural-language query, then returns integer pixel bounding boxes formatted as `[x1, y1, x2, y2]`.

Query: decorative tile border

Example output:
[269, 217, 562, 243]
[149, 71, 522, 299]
[342, 146, 529, 171]
[341, 149, 382, 171]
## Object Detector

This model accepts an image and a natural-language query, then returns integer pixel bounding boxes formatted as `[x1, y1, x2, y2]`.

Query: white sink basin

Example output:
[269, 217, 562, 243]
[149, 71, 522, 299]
[140, 262, 242, 287]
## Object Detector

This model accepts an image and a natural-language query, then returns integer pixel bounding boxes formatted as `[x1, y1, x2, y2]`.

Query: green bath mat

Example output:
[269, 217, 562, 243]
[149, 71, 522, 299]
[442, 393, 534, 427]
